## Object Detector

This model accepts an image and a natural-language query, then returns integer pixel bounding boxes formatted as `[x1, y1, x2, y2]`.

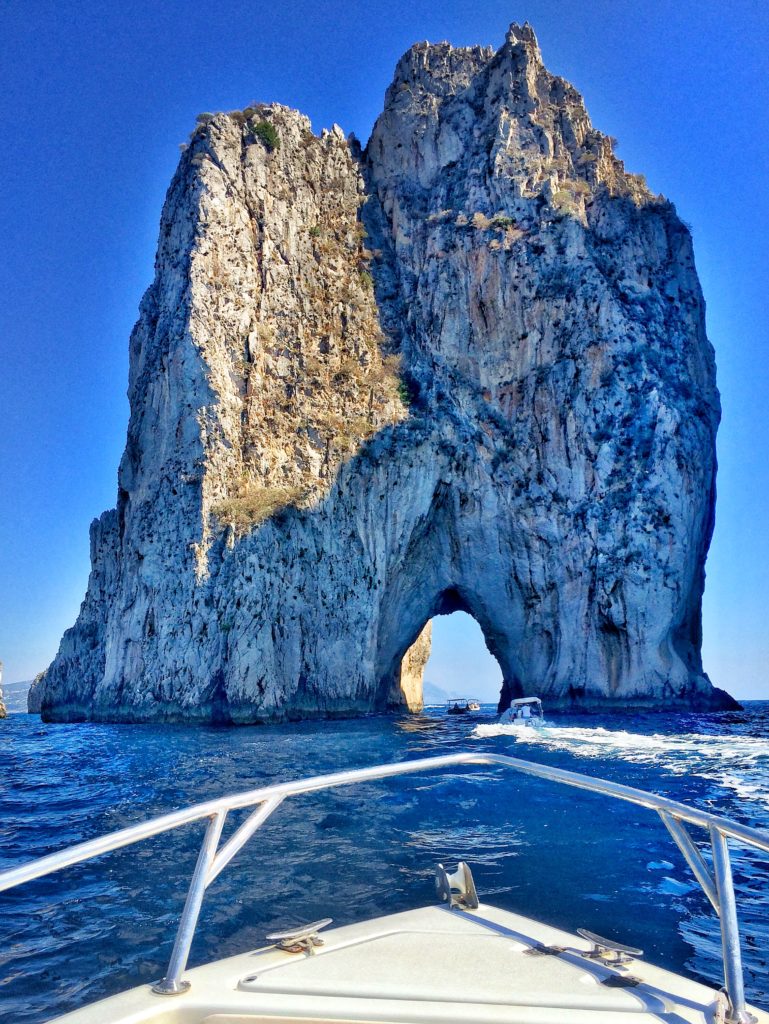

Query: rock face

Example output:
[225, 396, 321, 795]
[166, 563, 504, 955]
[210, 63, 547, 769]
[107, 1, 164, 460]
[394, 622, 432, 712]
[39, 24, 736, 722]
[27, 673, 45, 714]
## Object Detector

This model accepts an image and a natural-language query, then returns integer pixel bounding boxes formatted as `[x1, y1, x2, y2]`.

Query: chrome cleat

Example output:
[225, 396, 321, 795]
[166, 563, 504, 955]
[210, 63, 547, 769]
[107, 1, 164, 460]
[266, 918, 333, 955]
[578, 927, 643, 965]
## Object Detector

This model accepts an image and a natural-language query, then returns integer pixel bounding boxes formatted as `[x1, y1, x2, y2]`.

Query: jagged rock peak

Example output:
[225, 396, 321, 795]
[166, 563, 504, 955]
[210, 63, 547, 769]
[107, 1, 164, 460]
[505, 21, 539, 47]
[370, 22, 650, 208]
[37, 24, 736, 723]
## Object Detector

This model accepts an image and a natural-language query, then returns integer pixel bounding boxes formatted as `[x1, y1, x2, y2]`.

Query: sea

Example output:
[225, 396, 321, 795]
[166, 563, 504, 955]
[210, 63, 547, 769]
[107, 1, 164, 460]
[1, 701, 768, 1023]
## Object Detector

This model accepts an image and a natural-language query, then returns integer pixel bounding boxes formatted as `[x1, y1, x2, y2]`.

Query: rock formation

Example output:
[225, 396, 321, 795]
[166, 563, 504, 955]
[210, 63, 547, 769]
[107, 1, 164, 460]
[27, 673, 45, 714]
[39, 24, 737, 722]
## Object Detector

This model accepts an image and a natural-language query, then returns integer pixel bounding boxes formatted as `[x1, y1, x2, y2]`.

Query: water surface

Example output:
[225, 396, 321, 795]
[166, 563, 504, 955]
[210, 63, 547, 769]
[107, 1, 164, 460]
[1, 702, 767, 1022]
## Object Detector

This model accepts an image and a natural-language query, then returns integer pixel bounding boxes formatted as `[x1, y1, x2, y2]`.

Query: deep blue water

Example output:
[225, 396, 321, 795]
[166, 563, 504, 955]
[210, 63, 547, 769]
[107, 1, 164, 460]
[1, 702, 768, 1023]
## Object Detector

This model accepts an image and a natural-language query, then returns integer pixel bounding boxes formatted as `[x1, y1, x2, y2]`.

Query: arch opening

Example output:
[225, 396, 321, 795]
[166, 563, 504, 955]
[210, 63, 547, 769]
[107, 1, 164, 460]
[384, 581, 517, 712]
[423, 610, 504, 707]
[376, 575, 525, 715]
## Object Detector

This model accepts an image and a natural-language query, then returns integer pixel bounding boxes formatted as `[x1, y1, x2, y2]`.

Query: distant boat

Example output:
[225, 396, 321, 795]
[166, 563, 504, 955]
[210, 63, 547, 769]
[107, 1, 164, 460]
[498, 696, 544, 726]
[445, 698, 481, 715]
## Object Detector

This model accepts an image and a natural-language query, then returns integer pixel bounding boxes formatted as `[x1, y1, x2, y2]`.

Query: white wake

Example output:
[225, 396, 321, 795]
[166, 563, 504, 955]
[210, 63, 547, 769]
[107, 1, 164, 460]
[472, 722, 769, 809]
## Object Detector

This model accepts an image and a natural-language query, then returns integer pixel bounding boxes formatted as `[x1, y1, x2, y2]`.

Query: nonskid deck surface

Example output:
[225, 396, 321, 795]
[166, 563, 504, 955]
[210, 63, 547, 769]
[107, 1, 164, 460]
[50, 903, 768, 1024]
[239, 910, 656, 1011]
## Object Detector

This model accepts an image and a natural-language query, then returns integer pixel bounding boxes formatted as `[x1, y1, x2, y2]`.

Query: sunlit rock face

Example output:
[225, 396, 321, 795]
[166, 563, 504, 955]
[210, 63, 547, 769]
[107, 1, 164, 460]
[39, 24, 736, 723]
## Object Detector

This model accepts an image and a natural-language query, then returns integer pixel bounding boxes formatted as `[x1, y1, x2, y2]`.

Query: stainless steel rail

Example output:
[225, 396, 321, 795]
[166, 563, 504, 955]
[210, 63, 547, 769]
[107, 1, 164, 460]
[1, 751, 766, 1022]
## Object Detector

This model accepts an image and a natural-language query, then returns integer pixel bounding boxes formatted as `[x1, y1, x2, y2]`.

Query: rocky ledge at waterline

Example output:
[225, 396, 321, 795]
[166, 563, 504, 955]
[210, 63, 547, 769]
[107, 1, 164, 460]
[38, 24, 737, 724]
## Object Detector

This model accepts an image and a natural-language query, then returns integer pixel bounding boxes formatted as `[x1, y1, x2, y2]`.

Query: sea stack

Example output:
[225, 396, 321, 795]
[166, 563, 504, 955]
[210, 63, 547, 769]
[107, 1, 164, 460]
[27, 672, 45, 714]
[39, 24, 736, 722]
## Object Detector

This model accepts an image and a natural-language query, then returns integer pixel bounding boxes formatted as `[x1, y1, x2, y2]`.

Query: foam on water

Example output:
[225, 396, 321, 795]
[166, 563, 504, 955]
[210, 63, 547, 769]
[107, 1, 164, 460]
[473, 722, 769, 809]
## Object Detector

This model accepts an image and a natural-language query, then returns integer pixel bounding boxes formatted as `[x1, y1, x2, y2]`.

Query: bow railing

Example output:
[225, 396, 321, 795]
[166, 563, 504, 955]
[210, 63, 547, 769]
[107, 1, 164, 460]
[1, 751, 767, 1023]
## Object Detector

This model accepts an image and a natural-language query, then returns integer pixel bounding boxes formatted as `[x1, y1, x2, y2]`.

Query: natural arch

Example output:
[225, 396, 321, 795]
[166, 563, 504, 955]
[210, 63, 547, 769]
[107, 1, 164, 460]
[38, 27, 735, 722]
[393, 609, 510, 712]
[382, 583, 523, 715]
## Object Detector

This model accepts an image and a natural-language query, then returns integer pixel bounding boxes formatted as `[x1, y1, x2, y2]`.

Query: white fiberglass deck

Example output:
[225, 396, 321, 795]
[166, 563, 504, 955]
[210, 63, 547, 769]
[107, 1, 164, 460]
[49, 902, 769, 1024]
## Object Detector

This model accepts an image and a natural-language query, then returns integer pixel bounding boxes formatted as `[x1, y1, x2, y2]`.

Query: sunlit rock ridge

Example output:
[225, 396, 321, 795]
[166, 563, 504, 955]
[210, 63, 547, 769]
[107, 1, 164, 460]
[40, 23, 736, 722]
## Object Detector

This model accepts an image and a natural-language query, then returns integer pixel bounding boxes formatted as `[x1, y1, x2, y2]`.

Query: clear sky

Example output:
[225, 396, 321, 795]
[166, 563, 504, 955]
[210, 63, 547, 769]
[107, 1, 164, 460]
[1, 0, 767, 700]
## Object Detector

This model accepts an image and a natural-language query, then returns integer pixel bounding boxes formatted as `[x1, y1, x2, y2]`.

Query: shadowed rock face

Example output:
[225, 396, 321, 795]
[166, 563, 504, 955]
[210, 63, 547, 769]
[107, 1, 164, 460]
[27, 673, 45, 714]
[39, 24, 737, 723]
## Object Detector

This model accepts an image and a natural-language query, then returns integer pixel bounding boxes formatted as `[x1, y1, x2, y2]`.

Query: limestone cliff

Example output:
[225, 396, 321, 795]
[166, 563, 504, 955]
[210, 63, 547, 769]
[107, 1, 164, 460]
[27, 672, 45, 714]
[39, 24, 736, 722]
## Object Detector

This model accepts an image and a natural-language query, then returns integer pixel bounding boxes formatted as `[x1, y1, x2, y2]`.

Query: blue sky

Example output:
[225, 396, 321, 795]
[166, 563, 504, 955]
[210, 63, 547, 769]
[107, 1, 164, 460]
[0, 0, 767, 700]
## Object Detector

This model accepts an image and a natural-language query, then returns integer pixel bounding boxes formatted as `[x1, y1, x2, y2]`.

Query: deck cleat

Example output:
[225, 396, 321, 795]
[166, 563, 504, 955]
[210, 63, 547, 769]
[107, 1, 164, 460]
[266, 918, 333, 955]
[578, 927, 643, 966]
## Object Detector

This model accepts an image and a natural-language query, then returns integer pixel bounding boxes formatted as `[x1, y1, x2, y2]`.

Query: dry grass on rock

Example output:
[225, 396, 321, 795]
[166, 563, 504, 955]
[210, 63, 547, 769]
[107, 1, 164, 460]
[213, 484, 305, 533]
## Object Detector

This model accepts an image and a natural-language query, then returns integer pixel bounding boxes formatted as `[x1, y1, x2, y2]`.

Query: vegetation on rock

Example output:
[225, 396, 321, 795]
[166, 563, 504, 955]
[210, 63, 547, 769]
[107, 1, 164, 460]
[253, 120, 280, 151]
[213, 485, 305, 533]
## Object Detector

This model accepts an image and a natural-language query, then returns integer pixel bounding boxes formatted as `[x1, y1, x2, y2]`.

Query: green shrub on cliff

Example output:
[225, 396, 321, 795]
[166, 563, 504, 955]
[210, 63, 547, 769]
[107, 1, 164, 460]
[254, 120, 280, 152]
